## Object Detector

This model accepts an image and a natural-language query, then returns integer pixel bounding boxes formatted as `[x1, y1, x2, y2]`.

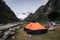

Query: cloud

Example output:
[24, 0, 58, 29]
[3, 0, 48, 19]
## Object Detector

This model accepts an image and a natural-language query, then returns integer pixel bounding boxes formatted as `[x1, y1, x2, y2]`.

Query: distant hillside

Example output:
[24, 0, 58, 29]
[25, 0, 60, 21]
[0, 0, 19, 23]
[24, 13, 34, 21]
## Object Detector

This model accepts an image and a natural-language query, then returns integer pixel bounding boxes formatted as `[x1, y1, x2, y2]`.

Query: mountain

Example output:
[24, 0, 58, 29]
[25, 0, 60, 21]
[0, 0, 19, 23]
[24, 13, 34, 21]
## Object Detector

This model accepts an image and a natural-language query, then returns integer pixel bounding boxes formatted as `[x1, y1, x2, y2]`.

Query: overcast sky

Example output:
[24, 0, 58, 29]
[3, 0, 48, 19]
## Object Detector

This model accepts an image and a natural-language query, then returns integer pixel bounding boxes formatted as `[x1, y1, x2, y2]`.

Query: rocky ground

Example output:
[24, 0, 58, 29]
[7, 22, 60, 40]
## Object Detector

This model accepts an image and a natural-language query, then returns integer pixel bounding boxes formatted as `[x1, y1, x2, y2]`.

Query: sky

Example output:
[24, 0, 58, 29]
[3, 0, 48, 19]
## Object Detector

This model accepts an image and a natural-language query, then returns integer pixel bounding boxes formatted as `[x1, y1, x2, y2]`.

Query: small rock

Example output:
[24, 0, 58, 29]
[12, 36, 15, 39]
[0, 31, 2, 33]
[29, 35, 32, 38]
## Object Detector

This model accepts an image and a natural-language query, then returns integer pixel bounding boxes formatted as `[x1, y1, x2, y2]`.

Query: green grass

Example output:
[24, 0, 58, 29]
[8, 22, 60, 40]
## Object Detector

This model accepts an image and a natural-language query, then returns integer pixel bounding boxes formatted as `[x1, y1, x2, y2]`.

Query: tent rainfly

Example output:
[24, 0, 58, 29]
[24, 22, 48, 35]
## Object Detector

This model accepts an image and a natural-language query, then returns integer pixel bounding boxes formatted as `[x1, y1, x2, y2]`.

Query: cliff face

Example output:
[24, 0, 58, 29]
[25, 0, 60, 21]
[0, 0, 19, 23]
[43, 0, 60, 21]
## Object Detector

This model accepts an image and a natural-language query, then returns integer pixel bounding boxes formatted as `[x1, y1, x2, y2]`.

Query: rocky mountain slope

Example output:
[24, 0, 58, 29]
[25, 0, 60, 21]
[0, 0, 19, 23]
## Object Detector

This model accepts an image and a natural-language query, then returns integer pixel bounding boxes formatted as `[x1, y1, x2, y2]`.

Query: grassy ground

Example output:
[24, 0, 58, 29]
[8, 22, 60, 40]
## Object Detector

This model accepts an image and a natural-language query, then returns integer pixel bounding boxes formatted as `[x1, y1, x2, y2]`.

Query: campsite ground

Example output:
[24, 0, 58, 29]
[7, 22, 60, 40]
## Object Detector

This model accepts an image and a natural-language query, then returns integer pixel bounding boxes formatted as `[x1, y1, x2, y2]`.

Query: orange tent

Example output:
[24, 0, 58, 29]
[24, 22, 48, 35]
